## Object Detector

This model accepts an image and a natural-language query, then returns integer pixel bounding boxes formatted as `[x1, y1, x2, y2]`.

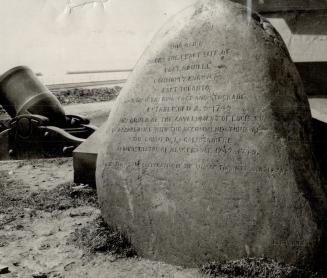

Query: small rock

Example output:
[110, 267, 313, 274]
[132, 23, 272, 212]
[38, 243, 51, 250]
[24, 208, 37, 218]
[15, 224, 24, 230]
[0, 265, 9, 274]
[71, 184, 89, 190]
[32, 272, 47, 278]
[109, 256, 117, 262]
[63, 262, 75, 271]
[58, 201, 71, 210]
[40, 230, 54, 237]
[0, 242, 8, 247]
[69, 211, 90, 217]
[50, 272, 64, 278]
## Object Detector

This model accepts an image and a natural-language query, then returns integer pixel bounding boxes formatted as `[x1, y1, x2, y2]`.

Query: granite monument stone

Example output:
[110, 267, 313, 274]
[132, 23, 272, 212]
[97, 0, 327, 267]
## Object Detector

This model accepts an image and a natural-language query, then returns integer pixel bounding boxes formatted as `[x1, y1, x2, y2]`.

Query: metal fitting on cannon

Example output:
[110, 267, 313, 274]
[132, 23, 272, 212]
[0, 66, 97, 160]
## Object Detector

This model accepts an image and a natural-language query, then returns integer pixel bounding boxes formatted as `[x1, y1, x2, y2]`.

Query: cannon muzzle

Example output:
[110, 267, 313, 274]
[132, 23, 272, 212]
[0, 66, 97, 160]
[0, 66, 66, 127]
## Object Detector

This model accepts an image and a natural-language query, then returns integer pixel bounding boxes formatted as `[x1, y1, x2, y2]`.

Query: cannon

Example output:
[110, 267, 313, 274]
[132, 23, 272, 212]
[0, 66, 97, 160]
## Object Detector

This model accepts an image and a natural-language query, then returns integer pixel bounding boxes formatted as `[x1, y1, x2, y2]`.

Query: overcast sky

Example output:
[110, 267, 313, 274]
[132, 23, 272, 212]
[0, 0, 196, 77]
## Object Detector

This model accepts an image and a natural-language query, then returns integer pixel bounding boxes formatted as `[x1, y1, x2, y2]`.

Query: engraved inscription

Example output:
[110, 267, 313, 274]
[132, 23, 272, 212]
[108, 39, 289, 175]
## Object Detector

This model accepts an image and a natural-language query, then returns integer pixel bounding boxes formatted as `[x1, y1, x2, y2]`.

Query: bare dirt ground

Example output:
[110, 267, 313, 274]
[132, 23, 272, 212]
[0, 158, 203, 278]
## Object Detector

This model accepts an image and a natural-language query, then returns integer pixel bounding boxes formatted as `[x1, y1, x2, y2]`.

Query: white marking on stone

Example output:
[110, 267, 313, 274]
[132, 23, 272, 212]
[122, 182, 135, 219]
[247, 0, 252, 23]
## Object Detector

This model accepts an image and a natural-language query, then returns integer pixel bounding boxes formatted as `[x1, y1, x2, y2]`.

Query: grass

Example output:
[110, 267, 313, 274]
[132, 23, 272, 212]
[201, 258, 324, 278]
[69, 216, 137, 258]
[53, 86, 121, 105]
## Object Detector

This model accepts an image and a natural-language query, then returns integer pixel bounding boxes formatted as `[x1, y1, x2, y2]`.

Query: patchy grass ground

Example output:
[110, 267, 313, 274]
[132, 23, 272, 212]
[0, 158, 203, 278]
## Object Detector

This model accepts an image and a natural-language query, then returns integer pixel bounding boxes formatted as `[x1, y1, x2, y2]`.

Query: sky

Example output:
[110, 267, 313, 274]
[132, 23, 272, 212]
[0, 0, 196, 80]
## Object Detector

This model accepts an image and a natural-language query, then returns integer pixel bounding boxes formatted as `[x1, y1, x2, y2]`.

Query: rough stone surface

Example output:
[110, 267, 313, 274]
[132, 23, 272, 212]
[96, 0, 327, 267]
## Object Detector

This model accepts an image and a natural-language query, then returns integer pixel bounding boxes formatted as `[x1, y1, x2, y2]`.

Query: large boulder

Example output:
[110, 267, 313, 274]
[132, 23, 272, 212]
[96, 0, 327, 267]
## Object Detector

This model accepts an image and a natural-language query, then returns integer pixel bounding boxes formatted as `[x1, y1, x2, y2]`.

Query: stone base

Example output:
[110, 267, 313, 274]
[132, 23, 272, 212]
[73, 125, 107, 186]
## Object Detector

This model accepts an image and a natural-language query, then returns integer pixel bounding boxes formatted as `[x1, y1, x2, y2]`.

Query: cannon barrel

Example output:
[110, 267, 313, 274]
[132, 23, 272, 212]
[0, 66, 66, 127]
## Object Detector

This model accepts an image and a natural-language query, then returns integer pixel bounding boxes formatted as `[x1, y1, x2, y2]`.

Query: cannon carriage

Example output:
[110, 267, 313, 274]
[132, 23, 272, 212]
[0, 66, 96, 159]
